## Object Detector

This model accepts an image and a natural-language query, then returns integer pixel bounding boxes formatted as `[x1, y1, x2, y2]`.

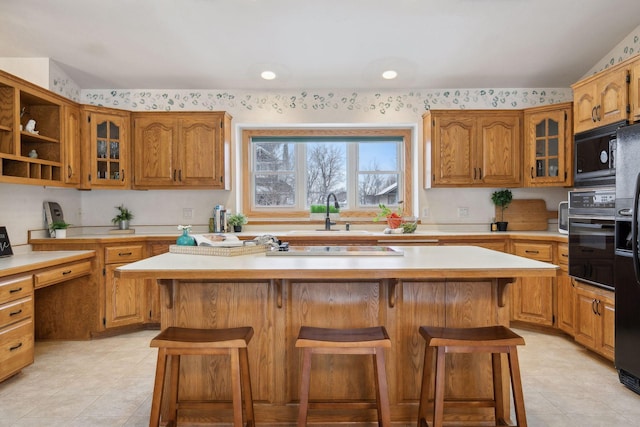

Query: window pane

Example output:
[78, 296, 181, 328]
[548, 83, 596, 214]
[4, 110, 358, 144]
[254, 142, 295, 172]
[254, 173, 295, 207]
[359, 141, 398, 171]
[306, 142, 347, 206]
[359, 173, 398, 206]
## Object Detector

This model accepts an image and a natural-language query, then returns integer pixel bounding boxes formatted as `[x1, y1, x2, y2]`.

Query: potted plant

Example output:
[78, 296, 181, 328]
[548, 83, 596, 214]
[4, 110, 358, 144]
[50, 220, 71, 238]
[309, 204, 339, 220]
[227, 213, 248, 232]
[491, 189, 513, 231]
[112, 204, 134, 230]
[373, 203, 403, 229]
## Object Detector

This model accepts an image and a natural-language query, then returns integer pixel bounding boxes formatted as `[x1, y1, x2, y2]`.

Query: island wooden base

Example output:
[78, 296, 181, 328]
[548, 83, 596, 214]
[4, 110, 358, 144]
[155, 277, 514, 425]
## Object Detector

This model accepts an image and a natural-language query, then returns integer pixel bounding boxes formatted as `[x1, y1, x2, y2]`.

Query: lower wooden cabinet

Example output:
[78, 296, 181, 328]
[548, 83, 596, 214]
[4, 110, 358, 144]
[145, 241, 172, 323]
[510, 241, 554, 326]
[556, 243, 575, 335]
[574, 281, 615, 361]
[0, 275, 34, 382]
[104, 245, 145, 328]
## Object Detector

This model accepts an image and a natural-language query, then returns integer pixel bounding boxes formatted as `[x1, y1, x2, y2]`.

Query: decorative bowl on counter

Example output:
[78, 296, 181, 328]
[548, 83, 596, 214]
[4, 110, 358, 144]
[401, 217, 418, 233]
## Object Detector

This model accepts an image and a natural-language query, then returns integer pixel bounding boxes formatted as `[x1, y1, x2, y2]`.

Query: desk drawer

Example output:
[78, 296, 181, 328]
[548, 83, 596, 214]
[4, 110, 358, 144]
[0, 319, 34, 380]
[105, 246, 144, 264]
[0, 297, 33, 328]
[34, 260, 92, 289]
[0, 276, 33, 305]
[513, 242, 553, 262]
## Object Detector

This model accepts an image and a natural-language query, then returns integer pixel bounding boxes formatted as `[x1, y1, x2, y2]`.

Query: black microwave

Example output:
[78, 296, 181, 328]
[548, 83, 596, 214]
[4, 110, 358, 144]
[574, 121, 626, 187]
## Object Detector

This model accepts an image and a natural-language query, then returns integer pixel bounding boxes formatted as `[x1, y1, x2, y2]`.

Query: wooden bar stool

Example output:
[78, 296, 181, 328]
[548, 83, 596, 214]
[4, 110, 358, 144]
[295, 325, 392, 427]
[149, 326, 255, 427]
[417, 326, 527, 427]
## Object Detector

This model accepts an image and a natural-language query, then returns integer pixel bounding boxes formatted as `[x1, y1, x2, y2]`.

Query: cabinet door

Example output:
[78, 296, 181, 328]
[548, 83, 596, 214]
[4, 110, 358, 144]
[177, 116, 223, 187]
[597, 67, 628, 128]
[511, 276, 554, 326]
[599, 297, 615, 360]
[104, 263, 144, 328]
[573, 82, 598, 134]
[477, 114, 521, 186]
[574, 288, 597, 349]
[145, 242, 171, 323]
[629, 58, 640, 122]
[86, 111, 130, 188]
[556, 273, 575, 335]
[63, 105, 81, 186]
[524, 105, 572, 187]
[133, 116, 177, 187]
[431, 114, 476, 185]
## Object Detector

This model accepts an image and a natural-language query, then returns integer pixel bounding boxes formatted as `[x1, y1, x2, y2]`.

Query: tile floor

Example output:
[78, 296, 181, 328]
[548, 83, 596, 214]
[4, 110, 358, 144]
[0, 327, 639, 426]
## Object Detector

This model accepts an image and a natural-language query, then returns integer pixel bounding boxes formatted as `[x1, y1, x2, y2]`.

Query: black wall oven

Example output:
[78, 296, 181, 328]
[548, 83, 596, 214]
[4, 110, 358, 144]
[574, 121, 624, 188]
[568, 188, 616, 290]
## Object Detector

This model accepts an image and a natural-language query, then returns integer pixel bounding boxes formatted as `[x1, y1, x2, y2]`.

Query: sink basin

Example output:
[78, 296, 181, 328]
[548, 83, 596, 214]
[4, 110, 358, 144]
[266, 245, 403, 256]
[286, 230, 372, 235]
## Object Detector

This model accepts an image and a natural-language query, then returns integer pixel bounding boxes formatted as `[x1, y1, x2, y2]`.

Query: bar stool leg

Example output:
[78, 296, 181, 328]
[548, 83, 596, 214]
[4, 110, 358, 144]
[297, 348, 312, 427]
[508, 347, 528, 427]
[149, 349, 168, 427]
[373, 347, 391, 427]
[167, 354, 180, 425]
[229, 348, 244, 427]
[417, 345, 434, 427]
[432, 346, 446, 427]
[492, 352, 506, 424]
[239, 347, 255, 427]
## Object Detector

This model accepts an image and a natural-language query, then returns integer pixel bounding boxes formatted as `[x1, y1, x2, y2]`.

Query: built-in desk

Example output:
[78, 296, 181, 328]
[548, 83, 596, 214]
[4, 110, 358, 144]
[118, 245, 557, 425]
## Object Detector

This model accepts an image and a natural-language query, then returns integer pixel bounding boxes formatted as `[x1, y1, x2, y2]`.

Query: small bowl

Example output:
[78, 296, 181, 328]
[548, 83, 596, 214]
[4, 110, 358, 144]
[401, 217, 418, 233]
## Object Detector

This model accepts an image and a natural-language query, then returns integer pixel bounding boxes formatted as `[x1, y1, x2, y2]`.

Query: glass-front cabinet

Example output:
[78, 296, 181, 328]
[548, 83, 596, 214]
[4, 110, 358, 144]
[523, 102, 573, 187]
[81, 106, 130, 189]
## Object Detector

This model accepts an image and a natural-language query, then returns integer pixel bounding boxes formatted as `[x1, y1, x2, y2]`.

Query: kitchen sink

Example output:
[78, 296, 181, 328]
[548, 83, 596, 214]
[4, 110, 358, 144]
[286, 230, 372, 235]
[266, 245, 403, 256]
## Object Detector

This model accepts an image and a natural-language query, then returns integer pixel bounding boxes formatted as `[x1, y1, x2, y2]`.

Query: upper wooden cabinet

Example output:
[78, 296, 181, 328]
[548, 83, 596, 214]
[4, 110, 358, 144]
[424, 110, 522, 187]
[629, 56, 640, 123]
[132, 112, 231, 189]
[0, 70, 73, 187]
[80, 106, 131, 190]
[572, 64, 629, 134]
[523, 102, 573, 187]
[63, 104, 81, 186]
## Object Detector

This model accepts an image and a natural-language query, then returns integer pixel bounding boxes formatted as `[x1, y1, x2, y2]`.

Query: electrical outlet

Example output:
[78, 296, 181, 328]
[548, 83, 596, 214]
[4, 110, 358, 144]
[183, 208, 193, 219]
[457, 207, 469, 217]
[422, 207, 430, 217]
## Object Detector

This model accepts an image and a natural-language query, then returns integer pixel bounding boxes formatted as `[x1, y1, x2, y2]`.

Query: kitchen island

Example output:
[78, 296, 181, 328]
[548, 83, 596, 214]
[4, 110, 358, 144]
[117, 245, 556, 425]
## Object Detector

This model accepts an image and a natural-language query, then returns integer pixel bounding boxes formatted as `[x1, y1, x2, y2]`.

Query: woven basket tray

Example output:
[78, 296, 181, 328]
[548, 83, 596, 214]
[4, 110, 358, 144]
[169, 244, 268, 257]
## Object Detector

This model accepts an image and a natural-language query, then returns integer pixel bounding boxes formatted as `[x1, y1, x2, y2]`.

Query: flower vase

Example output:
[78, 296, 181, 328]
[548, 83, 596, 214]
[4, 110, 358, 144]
[176, 228, 196, 246]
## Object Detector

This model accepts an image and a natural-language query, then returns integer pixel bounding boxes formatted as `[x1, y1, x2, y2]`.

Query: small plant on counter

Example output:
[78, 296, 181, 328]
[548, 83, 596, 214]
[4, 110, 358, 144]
[309, 204, 340, 214]
[491, 189, 513, 231]
[111, 204, 134, 230]
[49, 220, 70, 230]
[373, 202, 403, 229]
[227, 213, 248, 232]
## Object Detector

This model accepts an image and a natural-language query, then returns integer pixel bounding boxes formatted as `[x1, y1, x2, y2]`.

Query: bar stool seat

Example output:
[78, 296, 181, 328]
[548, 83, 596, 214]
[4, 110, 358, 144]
[149, 326, 255, 427]
[296, 326, 392, 427]
[417, 325, 527, 427]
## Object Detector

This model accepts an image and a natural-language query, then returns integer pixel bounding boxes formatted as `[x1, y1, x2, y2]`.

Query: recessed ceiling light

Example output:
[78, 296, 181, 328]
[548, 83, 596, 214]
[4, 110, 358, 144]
[382, 70, 398, 80]
[261, 70, 277, 80]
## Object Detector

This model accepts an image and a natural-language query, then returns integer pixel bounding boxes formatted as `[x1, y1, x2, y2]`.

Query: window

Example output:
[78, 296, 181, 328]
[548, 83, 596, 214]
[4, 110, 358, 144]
[242, 128, 413, 220]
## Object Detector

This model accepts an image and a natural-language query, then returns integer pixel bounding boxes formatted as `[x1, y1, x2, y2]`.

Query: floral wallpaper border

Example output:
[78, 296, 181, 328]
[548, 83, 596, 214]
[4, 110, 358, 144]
[49, 60, 80, 102]
[81, 88, 572, 116]
[585, 24, 640, 76]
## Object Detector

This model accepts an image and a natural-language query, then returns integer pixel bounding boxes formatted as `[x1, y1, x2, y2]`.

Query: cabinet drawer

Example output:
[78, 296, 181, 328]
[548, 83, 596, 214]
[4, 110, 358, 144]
[105, 246, 144, 264]
[0, 297, 33, 328]
[513, 242, 553, 261]
[0, 319, 34, 379]
[557, 243, 569, 271]
[0, 276, 33, 305]
[34, 260, 92, 289]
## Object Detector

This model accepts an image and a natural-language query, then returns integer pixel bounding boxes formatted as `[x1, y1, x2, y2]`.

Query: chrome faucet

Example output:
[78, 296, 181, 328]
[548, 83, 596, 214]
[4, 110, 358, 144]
[325, 192, 340, 231]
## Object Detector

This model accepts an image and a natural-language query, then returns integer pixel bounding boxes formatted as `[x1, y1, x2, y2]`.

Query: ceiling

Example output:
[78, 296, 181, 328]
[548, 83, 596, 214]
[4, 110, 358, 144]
[1, 0, 639, 91]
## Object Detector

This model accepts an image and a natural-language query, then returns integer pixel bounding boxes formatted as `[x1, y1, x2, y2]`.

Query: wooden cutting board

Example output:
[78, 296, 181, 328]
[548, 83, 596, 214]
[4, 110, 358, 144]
[495, 199, 557, 231]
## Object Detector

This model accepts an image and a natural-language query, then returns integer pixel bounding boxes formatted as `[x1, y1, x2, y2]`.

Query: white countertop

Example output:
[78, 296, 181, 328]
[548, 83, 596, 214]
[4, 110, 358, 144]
[0, 250, 95, 278]
[117, 245, 558, 281]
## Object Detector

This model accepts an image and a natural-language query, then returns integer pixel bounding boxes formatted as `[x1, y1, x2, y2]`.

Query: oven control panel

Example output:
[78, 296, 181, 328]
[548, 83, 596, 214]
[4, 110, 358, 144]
[570, 190, 616, 209]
